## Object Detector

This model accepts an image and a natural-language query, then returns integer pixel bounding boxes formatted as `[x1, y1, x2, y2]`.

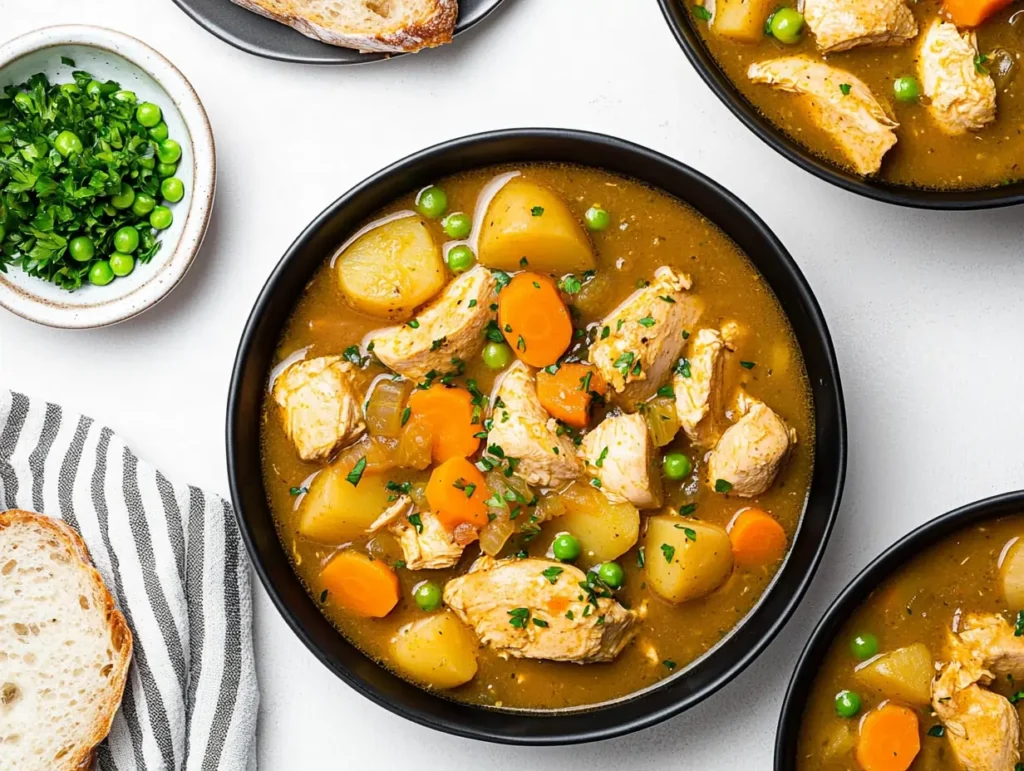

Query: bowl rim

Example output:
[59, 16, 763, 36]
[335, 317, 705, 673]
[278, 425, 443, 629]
[655, 0, 1024, 211]
[227, 127, 848, 744]
[0, 24, 216, 329]
[774, 489, 1024, 768]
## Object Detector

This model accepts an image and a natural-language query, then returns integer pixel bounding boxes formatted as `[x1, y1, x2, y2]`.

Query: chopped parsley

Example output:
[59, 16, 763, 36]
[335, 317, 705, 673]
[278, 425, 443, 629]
[692, 4, 711, 20]
[559, 274, 583, 295]
[565, 610, 575, 620]
[319, 589, 329, 603]
[342, 345, 367, 366]
[926, 725, 945, 738]
[675, 358, 692, 378]
[638, 315, 656, 328]
[468, 299, 477, 308]
[386, 480, 413, 495]
[517, 335, 526, 351]
[531, 206, 544, 216]
[974, 53, 989, 74]
[346, 457, 367, 486]
[839, 83, 852, 96]
[519, 256, 529, 267]
[406, 319, 420, 329]
[714, 478, 733, 494]
[740, 360, 756, 370]
[663, 660, 677, 670]
[401, 407, 411, 426]
[289, 486, 309, 496]
[636, 546, 645, 568]
[661, 543, 676, 563]
[658, 295, 676, 303]
[600, 325, 611, 340]
[408, 513, 424, 534]
[595, 446, 609, 468]
[657, 384, 674, 398]
[675, 525, 697, 541]
[483, 319, 504, 342]
[430, 337, 446, 351]
[542, 566, 564, 584]
[682, 330, 690, 339]
[579, 371, 593, 392]
[613, 351, 636, 378]
[532, 618, 549, 628]
[1015, 610, 1024, 637]
[679, 503, 697, 516]
[508, 607, 530, 628]
[393, 560, 406, 569]
[493, 270, 511, 292]
[590, 478, 602, 488]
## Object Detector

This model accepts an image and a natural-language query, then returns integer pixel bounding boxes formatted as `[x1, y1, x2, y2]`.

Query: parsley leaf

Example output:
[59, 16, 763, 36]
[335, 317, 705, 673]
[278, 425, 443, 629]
[346, 457, 367, 486]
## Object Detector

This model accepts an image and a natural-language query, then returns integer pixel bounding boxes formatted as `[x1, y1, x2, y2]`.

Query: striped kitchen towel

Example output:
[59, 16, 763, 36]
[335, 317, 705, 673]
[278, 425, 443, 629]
[0, 390, 258, 771]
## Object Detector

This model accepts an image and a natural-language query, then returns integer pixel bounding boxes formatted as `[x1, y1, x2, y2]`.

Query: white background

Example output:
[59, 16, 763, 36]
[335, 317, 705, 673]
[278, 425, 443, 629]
[3, 0, 1024, 767]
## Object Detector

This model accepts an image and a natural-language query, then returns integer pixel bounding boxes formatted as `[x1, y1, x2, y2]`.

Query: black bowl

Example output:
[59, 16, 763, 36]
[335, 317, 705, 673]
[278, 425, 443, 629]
[656, 0, 1024, 210]
[226, 128, 847, 744]
[775, 490, 1024, 767]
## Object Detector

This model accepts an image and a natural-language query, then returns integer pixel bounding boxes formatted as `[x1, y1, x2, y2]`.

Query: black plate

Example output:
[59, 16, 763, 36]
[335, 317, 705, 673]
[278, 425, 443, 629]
[657, 0, 1024, 210]
[171, 0, 507, 65]
[775, 491, 1024, 767]
[226, 128, 847, 744]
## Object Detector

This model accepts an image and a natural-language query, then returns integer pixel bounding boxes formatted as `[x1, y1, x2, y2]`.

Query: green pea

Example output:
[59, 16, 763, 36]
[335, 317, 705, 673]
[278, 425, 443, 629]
[161, 177, 185, 203]
[441, 212, 472, 239]
[584, 206, 610, 232]
[88, 260, 114, 286]
[13, 92, 33, 112]
[597, 562, 625, 589]
[415, 186, 447, 219]
[156, 163, 177, 180]
[112, 90, 137, 104]
[132, 193, 156, 217]
[86, 80, 103, 98]
[54, 130, 83, 157]
[150, 206, 173, 230]
[552, 533, 581, 563]
[149, 121, 169, 142]
[662, 452, 692, 480]
[893, 76, 920, 103]
[850, 633, 879, 660]
[114, 226, 140, 254]
[446, 245, 475, 273]
[136, 102, 162, 128]
[156, 139, 181, 165]
[481, 342, 513, 370]
[138, 156, 156, 170]
[769, 8, 805, 44]
[413, 581, 443, 612]
[109, 252, 135, 277]
[834, 690, 861, 719]
[68, 236, 95, 263]
[111, 184, 136, 210]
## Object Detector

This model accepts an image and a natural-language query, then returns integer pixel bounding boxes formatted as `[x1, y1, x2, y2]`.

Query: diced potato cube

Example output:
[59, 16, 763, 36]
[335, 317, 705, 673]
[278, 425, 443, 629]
[297, 465, 392, 544]
[543, 482, 640, 566]
[854, 643, 934, 706]
[713, 0, 775, 43]
[477, 179, 595, 274]
[391, 611, 479, 690]
[644, 516, 733, 604]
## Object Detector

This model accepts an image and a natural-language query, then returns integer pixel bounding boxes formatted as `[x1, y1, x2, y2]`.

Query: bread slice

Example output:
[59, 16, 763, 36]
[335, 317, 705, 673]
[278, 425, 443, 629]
[231, 0, 458, 53]
[0, 510, 132, 771]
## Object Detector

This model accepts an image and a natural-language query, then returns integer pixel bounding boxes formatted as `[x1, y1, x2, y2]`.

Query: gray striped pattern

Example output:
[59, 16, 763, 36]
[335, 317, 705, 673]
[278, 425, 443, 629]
[0, 390, 258, 771]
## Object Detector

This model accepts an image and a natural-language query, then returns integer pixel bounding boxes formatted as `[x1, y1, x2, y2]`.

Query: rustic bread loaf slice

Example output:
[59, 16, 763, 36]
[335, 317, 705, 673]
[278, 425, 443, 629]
[231, 0, 458, 53]
[0, 510, 132, 771]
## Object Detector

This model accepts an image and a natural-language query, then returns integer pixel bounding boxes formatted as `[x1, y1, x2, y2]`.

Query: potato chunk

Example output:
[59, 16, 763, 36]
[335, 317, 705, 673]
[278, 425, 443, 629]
[336, 214, 445, 320]
[855, 643, 933, 706]
[477, 178, 595, 274]
[297, 465, 392, 545]
[391, 611, 479, 690]
[543, 482, 640, 567]
[714, 0, 775, 42]
[1000, 537, 1024, 609]
[644, 516, 733, 604]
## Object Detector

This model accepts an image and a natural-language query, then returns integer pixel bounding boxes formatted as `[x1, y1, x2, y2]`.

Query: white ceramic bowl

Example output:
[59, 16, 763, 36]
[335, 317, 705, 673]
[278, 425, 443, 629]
[0, 25, 215, 328]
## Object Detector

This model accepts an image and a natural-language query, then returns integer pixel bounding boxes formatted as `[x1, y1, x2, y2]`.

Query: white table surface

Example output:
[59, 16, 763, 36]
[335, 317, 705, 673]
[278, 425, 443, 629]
[3, 0, 1024, 766]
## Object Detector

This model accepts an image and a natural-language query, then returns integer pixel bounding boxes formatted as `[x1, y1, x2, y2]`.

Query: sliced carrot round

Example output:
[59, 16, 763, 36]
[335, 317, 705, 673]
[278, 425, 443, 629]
[320, 550, 400, 618]
[407, 385, 480, 463]
[536, 362, 605, 428]
[728, 508, 788, 568]
[426, 457, 490, 532]
[855, 704, 920, 771]
[498, 272, 572, 367]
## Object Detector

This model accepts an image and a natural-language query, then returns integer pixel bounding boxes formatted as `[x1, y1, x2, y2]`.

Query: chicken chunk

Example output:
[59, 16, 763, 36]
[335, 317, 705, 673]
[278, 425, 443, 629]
[486, 361, 581, 488]
[272, 355, 365, 462]
[803, 0, 917, 53]
[443, 556, 638, 663]
[588, 266, 703, 409]
[748, 57, 898, 176]
[706, 393, 795, 497]
[367, 496, 465, 570]
[579, 412, 663, 509]
[367, 265, 496, 380]
[674, 327, 731, 447]
[919, 20, 996, 135]
[955, 613, 1024, 680]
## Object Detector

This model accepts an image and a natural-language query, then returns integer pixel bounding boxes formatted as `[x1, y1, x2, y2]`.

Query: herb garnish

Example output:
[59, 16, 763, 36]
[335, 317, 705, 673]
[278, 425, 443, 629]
[408, 513, 424, 534]
[740, 360, 756, 370]
[714, 478, 733, 494]
[679, 503, 697, 516]
[693, 4, 712, 20]
[596, 446, 609, 468]
[638, 315, 656, 328]
[289, 486, 309, 496]
[346, 457, 367, 486]
[508, 607, 530, 628]
[541, 566, 563, 584]
[531, 206, 544, 216]
[839, 83, 852, 96]
[661, 543, 676, 563]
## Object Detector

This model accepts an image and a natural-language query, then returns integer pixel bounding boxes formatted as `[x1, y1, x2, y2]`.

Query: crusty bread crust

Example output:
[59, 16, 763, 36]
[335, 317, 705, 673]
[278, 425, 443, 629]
[231, 0, 458, 53]
[0, 510, 133, 771]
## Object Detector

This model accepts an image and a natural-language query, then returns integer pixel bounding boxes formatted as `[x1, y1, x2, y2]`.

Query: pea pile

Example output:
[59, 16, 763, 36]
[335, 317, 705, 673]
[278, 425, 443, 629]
[0, 65, 187, 290]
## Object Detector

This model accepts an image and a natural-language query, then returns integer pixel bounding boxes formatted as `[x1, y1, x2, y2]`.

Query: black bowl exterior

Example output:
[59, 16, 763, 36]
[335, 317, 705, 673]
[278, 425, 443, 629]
[227, 128, 847, 744]
[656, 0, 1024, 210]
[775, 491, 1024, 767]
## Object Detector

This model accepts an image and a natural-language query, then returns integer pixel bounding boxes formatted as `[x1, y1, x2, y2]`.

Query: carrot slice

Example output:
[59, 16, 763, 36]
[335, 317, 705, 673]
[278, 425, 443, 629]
[856, 704, 921, 771]
[944, 0, 1013, 27]
[407, 385, 480, 463]
[425, 457, 490, 532]
[320, 550, 400, 618]
[498, 272, 573, 367]
[536, 363, 606, 428]
[728, 508, 788, 568]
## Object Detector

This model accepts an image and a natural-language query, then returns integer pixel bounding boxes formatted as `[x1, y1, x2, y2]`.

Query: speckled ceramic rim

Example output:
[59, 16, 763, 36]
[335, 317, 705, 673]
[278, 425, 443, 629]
[0, 25, 216, 329]
[656, 0, 1024, 210]
[227, 128, 848, 744]
[774, 490, 1024, 768]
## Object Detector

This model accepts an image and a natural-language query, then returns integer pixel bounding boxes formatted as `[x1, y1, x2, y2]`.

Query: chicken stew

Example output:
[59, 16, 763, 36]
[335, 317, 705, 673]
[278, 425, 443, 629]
[798, 515, 1024, 769]
[260, 163, 814, 709]
[691, 0, 1024, 189]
